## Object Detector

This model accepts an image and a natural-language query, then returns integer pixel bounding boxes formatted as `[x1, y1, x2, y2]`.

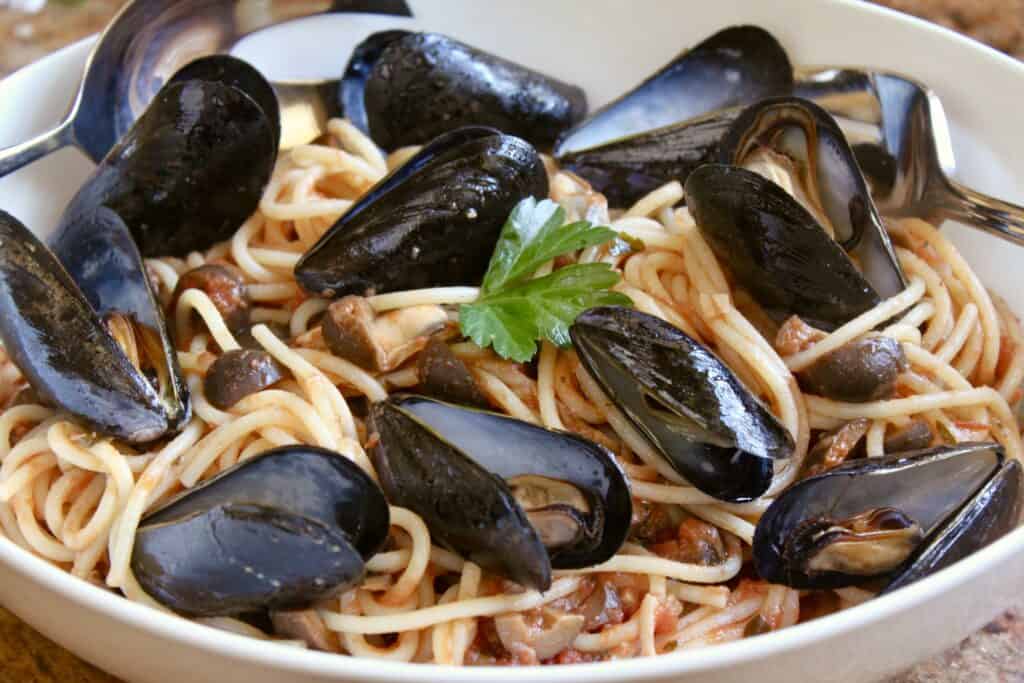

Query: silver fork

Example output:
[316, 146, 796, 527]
[796, 67, 1024, 246]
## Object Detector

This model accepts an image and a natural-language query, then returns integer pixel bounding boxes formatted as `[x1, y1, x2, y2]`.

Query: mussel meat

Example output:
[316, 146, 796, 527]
[294, 127, 548, 298]
[570, 306, 794, 502]
[753, 442, 1022, 590]
[0, 210, 184, 443]
[555, 25, 793, 205]
[798, 336, 907, 403]
[685, 164, 881, 330]
[345, 31, 586, 150]
[132, 445, 389, 617]
[716, 96, 906, 299]
[368, 395, 632, 590]
[556, 25, 792, 157]
[61, 56, 278, 258]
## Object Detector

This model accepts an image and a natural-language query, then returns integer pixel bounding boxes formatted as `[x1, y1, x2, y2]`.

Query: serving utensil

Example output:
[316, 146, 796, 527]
[796, 67, 1024, 246]
[0, 0, 411, 178]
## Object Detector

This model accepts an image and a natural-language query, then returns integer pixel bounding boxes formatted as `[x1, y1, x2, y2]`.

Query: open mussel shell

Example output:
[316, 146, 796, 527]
[716, 96, 906, 299]
[556, 25, 793, 157]
[685, 164, 880, 330]
[753, 443, 1021, 590]
[368, 395, 632, 591]
[50, 206, 189, 433]
[132, 446, 389, 617]
[884, 459, 1022, 593]
[63, 59, 278, 258]
[570, 306, 794, 502]
[0, 211, 172, 443]
[348, 31, 586, 150]
[557, 108, 741, 208]
[295, 126, 548, 298]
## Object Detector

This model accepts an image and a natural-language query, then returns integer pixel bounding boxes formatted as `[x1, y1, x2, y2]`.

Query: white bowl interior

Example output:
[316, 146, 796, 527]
[0, 1, 1022, 682]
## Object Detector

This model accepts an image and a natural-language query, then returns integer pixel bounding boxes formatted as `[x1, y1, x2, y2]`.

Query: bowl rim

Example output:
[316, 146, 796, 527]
[2, 0, 1024, 680]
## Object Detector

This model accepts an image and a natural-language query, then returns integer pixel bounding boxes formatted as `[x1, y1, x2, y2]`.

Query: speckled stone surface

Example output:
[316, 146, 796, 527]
[0, 1, 1022, 681]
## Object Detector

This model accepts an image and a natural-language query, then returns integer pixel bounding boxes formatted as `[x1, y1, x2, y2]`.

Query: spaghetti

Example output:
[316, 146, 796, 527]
[0, 117, 1020, 665]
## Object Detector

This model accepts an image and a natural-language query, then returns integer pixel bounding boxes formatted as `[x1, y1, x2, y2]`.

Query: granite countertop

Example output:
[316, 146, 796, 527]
[0, 1, 1022, 681]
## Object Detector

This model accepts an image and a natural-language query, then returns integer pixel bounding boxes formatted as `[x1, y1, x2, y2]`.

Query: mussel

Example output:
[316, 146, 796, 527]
[294, 127, 548, 298]
[0, 210, 185, 443]
[685, 164, 881, 330]
[132, 446, 389, 617]
[60, 55, 278, 258]
[344, 31, 586, 150]
[570, 307, 794, 502]
[715, 96, 906, 299]
[555, 25, 793, 205]
[368, 395, 632, 591]
[753, 443, 1022, 590]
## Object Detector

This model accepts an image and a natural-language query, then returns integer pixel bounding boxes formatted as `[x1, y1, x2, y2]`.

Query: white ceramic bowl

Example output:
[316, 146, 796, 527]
[1, 1, 1023, 681]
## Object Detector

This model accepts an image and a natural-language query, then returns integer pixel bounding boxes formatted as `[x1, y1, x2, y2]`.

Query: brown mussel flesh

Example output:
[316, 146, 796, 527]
[348, 31, 586, 150]
[204, 349, 286, 410]
[753, 442, 1022, 590]
[416, 338, 488, 408]
[170, 264, 251, 334]
[294, 127, 548, 298]
[368, 395, 632, 591]
[132, 445, 389, 617]
[716, 96, 906, 299]
[570, 306, 794, 502]
[0, 210, 184, 443]
[685, 164, 881, 330]
[798, 336, 907, 402]
[61, 56, 278, 258]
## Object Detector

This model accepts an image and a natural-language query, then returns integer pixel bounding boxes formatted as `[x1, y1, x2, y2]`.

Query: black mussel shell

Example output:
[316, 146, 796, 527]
[352, 31, 586, 150]
[50, 205, 190, 433]
[141, 445, 389, 558]
[884, 459, 1022, 593]
[558, 108, 741, 208]
[63, 72, 277, 258]
[133, 446, 389, 616]
[294, 127, 547, 298]
[368, 398, 549, 590]
[570, 307, 793, 502]
[134, 503, 363, 618]
[685, 164, 880, 330]
[556, 25, 793, 157]
[168, 55, 281, 146]
[368, 395, 632, 589]
[340, 29, 413, 137]
[0, 211, 169, 443]
[753, 443, 1017, 590]
[716, 96, 906, 300]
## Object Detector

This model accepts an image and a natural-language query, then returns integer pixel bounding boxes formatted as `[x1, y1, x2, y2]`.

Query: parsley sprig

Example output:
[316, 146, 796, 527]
[459, 198, 631, 362]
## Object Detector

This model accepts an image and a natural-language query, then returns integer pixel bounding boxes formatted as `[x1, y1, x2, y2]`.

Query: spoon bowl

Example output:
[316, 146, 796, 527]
[0, 0, 411, 177]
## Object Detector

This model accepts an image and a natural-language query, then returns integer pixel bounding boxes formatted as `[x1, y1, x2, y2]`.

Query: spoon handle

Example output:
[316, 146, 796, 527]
[0, 118, 75, 178]
[941, 180, 1024, 247]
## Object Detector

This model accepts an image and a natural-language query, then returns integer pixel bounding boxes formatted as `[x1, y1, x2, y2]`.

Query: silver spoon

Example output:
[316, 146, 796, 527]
[796, 67, 1024, 246]
[0, 0, 411, 178]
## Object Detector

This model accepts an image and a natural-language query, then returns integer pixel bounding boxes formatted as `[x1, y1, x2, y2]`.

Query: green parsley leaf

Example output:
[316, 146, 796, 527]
[460, 198, 632, 362]
[480, 197, 620, 295]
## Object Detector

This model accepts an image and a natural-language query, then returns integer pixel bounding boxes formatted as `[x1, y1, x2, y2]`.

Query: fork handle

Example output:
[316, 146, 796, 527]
[0, 118, 74, 178]
[939, 179, 1024, 246]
